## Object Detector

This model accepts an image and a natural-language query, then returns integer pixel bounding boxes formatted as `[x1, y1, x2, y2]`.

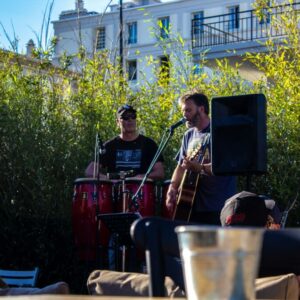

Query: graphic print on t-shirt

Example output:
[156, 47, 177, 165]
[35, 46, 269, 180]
[116, 149, 142, 170]
[187, 135, 210, 163]
[187, 137, 202, 156]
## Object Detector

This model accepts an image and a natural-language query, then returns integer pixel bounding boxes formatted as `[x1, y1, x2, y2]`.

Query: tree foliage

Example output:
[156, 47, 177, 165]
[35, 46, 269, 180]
[246, 0, 300, 213]
[0, 0, 299, 292]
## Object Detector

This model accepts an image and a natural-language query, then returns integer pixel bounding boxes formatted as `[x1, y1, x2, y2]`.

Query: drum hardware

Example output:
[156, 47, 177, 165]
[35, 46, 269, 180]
[121, 175, 126, 213]
[117, 171, 136, 271]
[95, 170, 141, 271]
[92, 190, 98, 202]
[97, 212, 141, 272]
[97, 133, 106, 155]
[107, 170, 136, 180]
[128, 190, 142, 211]
[120, 179, 155, 216]
[93, 133, 106, 178]
[93, 133, 110, 264]
[82, 192, 88, 201]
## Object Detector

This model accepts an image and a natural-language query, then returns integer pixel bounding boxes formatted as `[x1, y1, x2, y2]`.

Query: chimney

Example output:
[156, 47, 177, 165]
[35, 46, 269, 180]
[75, 0, 84, 11]
[26, 39, 35, 57]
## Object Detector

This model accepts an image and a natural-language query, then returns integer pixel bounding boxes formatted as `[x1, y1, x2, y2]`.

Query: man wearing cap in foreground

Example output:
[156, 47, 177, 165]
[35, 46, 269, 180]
[85, 104, 164, 180]
[220, 190, 282, 229]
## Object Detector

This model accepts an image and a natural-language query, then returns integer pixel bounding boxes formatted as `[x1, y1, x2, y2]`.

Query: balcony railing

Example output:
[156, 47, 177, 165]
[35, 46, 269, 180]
[192, 2, 300, 48]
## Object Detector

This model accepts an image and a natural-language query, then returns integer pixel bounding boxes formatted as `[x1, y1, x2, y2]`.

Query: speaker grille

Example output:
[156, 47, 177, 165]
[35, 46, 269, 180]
[211, 94, 267, 175]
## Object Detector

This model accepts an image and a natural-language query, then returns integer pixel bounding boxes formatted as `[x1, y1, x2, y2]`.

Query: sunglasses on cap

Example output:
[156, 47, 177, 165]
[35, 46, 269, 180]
[120, 113, 137, 120]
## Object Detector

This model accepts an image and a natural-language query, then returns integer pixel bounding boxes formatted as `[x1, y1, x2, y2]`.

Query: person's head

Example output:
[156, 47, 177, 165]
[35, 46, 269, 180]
[179, 92, 209, 128]
[220, 191, 282, 229]
[116, 104, 137, 136]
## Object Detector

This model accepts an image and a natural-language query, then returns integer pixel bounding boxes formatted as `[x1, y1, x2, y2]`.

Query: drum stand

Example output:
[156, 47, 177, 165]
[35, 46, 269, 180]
[97, 170, 141, 272]
[119, 171, 143, 271]
[97, 211, 141, 272]
[120, 171, 128, 272]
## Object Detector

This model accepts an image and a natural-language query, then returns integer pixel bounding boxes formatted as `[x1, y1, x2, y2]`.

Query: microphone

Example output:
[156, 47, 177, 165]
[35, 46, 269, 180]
[97, 134, 106, 154]
[168, 118, 187, 132]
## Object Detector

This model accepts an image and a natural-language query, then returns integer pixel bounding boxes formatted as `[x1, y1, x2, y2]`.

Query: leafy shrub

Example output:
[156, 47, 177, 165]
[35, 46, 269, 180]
[0, 1, 299, 291]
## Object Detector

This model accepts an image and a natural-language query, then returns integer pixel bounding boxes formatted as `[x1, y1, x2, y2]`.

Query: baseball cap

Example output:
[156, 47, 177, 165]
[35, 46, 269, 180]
[220, 191, 282, 227]
[117, 104, 136, 118]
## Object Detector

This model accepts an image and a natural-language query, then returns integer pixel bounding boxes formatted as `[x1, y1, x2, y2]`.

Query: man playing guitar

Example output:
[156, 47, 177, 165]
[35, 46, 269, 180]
[166, 91, 236, 225]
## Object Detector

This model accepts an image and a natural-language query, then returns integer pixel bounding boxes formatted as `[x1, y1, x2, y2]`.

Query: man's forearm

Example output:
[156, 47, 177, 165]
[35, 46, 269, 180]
[169, 165, 184, 190]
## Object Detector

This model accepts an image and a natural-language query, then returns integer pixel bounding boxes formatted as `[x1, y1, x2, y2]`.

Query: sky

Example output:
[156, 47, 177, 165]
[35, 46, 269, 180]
[0, 0, 173, 53]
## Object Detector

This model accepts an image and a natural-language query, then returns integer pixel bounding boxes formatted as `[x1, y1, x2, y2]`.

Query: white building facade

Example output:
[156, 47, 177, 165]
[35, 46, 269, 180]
[52, 0, 291, 85]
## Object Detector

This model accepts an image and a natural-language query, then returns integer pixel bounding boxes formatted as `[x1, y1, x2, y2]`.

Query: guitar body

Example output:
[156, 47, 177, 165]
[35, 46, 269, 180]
[172, 171, 199, 221]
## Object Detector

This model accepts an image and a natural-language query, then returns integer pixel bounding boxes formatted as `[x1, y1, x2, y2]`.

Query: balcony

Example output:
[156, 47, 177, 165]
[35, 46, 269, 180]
[191, 2, 300, 58]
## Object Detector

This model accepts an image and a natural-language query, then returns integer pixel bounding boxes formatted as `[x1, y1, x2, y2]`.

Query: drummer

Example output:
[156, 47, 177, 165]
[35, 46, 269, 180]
[85, 104, 164, 181]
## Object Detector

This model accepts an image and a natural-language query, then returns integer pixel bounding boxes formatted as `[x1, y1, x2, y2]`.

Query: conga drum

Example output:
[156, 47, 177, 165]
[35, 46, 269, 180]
[115, 178, 156, 217]
[72, 178, 113, 261]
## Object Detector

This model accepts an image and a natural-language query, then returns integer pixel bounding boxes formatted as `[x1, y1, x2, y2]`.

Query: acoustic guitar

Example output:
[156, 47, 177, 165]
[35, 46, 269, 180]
[173, 133, 210, 221]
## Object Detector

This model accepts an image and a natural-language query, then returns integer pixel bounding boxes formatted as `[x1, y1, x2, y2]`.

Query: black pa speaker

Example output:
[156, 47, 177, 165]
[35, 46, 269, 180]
[211, 94, 267, 175]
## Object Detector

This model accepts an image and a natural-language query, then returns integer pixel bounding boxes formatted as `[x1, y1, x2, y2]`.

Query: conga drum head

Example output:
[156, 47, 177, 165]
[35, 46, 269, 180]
[74, 177, 112, 184]
[124, 178, 154, 184]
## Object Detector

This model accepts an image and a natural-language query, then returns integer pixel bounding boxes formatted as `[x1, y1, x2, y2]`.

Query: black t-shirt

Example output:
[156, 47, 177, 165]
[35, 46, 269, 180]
[100, 134, 163, 174]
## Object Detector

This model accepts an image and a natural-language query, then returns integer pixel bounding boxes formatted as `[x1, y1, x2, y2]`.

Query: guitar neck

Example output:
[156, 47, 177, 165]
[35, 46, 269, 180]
[180, 169, 199, 188]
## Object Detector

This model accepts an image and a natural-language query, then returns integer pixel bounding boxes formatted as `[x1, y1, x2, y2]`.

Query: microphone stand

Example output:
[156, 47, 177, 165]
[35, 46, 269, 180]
[93, 134, 101, 265]
[94, 134, 106, 266]
[93, 134, 101, 205]
[129, 126, 178, 210]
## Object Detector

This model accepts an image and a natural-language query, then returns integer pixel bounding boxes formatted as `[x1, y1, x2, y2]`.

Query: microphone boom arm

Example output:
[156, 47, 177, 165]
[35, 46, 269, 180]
[129, 122, 182, 210]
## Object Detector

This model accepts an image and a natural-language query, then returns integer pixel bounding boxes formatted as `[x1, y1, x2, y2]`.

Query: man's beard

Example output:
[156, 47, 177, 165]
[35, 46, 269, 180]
[187, 112, 200, 128]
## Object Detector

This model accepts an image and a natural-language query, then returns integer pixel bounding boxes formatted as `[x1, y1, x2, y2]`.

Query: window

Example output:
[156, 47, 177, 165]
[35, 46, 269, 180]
[127, 60, 137, 81]
[158, 56, 170, 84]
[259, 1, 271, 25]
[228, 6, 239, 30]
[158, 16, 170, 39]
[127, 22, 137, 44]
[193, 11, 204, 35]
[96, 27, 105, 50]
